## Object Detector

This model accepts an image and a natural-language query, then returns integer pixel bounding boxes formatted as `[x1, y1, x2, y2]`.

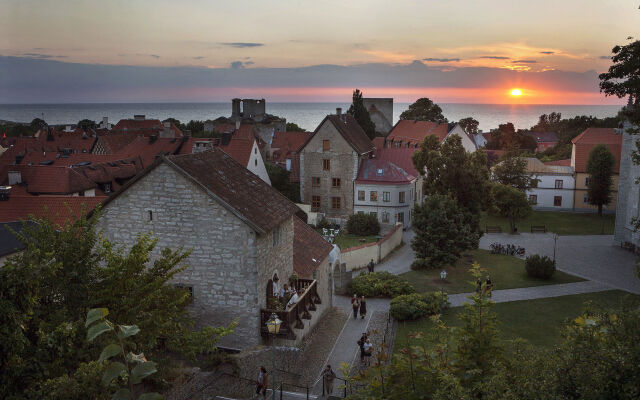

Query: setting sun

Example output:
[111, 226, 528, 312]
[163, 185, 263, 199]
[510, 88, 523, 96]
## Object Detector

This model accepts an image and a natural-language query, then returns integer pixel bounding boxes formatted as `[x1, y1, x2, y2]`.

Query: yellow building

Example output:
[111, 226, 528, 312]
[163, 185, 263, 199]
[571, 128, 622, 212]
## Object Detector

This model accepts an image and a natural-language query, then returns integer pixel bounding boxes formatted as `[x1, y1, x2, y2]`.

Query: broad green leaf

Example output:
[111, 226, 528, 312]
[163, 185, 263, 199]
[111, 388, 131, 400]
[130, 361, 157, 384]
[88, 321, 113, 342]
[86, 308, 109, 327]
[102, 362, 126, 386]
[117, 324, 140, 340]
[138, 393, 163, 400]
[99, 343, 122, 363]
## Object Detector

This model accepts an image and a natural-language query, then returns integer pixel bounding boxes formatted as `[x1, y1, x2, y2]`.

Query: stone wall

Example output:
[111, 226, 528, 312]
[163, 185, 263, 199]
[98, 163, 261, 349]
[341, 223, 403, 271]
[256, 216, 294, 310]
[615, 121, 640, 246]
[300, 120, 359, 217]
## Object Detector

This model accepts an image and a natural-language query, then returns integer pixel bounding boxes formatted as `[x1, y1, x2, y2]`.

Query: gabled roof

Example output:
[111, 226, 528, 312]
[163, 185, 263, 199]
[293, 216, 333, 278]
[0, 192, 106, 227]
[522, 157, 573, 175]
[1, 165, 96, 194]
[571, 128, 621, 173]
[0, 221, 37, 257]
[301, 114, 375, 155]
[387, 120, 448, 144]
[356, 158, 416, 185]
[371, 147, 419, 177]
[544, 159, 571, 167]
[102, 148, 299, 234]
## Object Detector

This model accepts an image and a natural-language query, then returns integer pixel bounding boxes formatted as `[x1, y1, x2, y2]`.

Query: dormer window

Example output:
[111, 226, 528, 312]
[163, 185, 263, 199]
[376, 168, 384, 176]
[103, 183, 112, 194]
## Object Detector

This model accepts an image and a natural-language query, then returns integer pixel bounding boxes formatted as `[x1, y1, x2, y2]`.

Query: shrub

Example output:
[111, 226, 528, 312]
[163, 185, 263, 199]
[348, 271, 415, 298]
[390, 292, 449, 321]
[411, 258, 433, 270]
[347, 213, 380, 236]
[525, 254, 556, 279]
[316, 217, 338, 231]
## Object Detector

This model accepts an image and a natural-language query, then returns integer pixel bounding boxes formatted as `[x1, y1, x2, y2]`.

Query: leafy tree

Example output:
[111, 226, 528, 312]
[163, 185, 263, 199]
[532, 112, 562, 132]
[265, 162, 301, 203]
[412, 134, 491, 232]
[285, 122, 305, 132]
[485, 123, 537, 152]
[77, 119, 96, 130]
[490, 183, 532, 233]
[458, 117, 479, 136]
[586, 144, 615, 216]
[400, 97, 447, 123]
[347, 88, 377, 140]
[411, 195, 479, 269]
[346, 213, 380, 236]
[185, 120, 205, 137]
[492, 155, 534, 191]
[599, 38, 640, 127]
[30, 117, 47, 131]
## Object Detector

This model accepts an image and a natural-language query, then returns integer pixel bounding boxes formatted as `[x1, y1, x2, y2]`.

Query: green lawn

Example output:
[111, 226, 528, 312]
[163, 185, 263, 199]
[400, 249, 583, 295]
[333, 233, 379, 250]
[395, 290, 640, 351]
[480, 210, 615, 235]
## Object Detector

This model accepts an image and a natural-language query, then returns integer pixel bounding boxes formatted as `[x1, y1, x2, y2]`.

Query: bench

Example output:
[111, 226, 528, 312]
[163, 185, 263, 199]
[485, 225, 502, 233]
[531, 225, 547, 233]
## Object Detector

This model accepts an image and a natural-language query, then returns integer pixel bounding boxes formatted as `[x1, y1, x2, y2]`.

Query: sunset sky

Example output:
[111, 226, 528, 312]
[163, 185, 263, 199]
[1, 0, 639, 104]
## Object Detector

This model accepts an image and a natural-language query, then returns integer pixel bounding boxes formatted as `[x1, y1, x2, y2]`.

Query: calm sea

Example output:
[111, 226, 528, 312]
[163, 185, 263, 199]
[0, 102, 623, 132]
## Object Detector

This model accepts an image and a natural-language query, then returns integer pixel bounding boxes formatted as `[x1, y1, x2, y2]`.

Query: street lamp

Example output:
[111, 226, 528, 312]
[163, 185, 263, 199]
[266, 313, 282, 400]
[553, 233, 559, 263]
[439, 270, 447, 312]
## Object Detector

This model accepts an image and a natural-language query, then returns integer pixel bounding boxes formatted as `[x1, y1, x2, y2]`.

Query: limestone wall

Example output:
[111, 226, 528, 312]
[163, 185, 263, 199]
[98, 163, 261, 349]
[341, 223, 403, 271]
[256, 216, 295, 310]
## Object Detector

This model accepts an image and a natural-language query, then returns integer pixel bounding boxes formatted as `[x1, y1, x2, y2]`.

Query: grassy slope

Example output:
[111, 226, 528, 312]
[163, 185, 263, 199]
[480, 210, 615, 235]
[400, 249, 583, 295]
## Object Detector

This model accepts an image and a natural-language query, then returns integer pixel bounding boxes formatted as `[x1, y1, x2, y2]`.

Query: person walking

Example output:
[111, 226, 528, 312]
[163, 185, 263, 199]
[485, 275, 493, 297]
[363, 338, 373, 366]
[256, 366, 268, 399]
[322, 364, 336, 397]
[475, 277, 482, 294]
[368, 259, 375, 273]
[359, 295, 367, 319]
[357, 332, 368, 362]
[351, 294, 360, 319]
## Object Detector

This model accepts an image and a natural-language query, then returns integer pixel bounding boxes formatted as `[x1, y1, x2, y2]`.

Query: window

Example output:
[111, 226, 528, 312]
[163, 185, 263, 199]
[103, 183, 112, 194]
[358, 190, 365, 201]
[529, 195, 538, 205]
[323, 140, 330, 151]
[376, 168, 384, 176]
[397, 212, 405, 224]
[312, 177, 321, 187]
[370, 212, 377, 219]
[554, 196, 562, 207]
[383, 191, 390, 202]
[331, 197, 341, 209]
[254, 147, 257, 154]
[395, 141, 402, 148]
[255, 159, 258, 166]
[555, 179, 563, 189]
[148, 210, 153, 221]
[399, 191, 405, 203]
[273, 226, 281, 247]
[311, 195, 321, 211]
[357, 211, 365, 215]
[370, 191, 378, 201]
[382, 212, 390, 223]
[332, 178, 341, 188]
[323, 159, 330, 171]
[583, 195, 590, 204]
[174, 284, 194, 299]
[585, 177, 591, 186]
[78, 190, 85, 197]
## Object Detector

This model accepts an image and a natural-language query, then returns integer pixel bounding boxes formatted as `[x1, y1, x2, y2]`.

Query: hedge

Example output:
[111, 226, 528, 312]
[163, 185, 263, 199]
[390, 292, 449, 321]
[348, 271, 414, 298]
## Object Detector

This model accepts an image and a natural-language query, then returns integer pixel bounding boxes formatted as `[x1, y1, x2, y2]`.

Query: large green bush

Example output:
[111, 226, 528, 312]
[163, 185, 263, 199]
[348, 271, 414, 298]
[347, 213, 380, 236]
[525, 254, 556, 279]
[390, 292, 449, 321]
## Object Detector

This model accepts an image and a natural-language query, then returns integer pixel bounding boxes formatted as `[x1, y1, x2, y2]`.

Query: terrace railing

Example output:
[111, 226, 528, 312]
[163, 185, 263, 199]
[260, 279, 321, 340]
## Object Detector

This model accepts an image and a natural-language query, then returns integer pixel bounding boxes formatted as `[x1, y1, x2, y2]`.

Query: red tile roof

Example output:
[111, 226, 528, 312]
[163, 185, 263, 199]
[371, 148, 419, 177]
[271, 131, 311, 155]
[0, 191, 106, 227]
[387, 120, 448, 146]
[117, 136, 187, 167]
[293, 216, 333, 278]
[112, 119, 183, 137]
[571, 128, 621, 173]
[356, 158, 416, 185]
[159, 149, 300, 234]
[544, 159, 571, 167]
[371, 137, 386, 149]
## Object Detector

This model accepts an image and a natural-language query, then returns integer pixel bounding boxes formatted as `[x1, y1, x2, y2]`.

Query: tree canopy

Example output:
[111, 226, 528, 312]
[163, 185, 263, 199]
[285, 122, 305, 132]
[586, 144, 616, 216]
[485, 122, 537, 152]
[399, 97, 447, 123]
[347, 89, 377, 140]
[458, 117, 479, 136]
[490, 183, 532, 233]
[599, 38, 640, 126]
[492, 155, 534, 191]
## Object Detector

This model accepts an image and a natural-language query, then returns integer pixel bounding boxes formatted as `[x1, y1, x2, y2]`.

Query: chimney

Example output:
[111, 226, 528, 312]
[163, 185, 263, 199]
[8, 171, 21, 185]
[336, 107, 342, 116]
[149, 134, 158, 144]
[0, 186, 11, 201]
[221, 132, 232, 146]
[134, 114, 145, 121]
[235, 120, 241, 130]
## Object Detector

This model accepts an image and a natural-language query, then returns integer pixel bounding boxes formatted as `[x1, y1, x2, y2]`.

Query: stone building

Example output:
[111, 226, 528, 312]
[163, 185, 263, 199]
[97, 149, 329, 349]
[363, 98, 394, 135]
[299, 110, 375, 220]
[614, 119, 640, 246]
[520, 157, 575, 210]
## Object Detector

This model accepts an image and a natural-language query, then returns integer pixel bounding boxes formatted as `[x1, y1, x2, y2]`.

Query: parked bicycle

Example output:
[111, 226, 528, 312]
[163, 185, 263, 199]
[490, 242, 525, 257]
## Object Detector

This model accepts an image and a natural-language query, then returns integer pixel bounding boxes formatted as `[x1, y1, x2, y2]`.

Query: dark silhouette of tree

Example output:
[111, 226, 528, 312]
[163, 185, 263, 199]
[586, 144, 616, 216]
[400, 98, 447, 123]
[458, 117, 479, 136]
[599, 38, 640, 127]
[285, 122, 305, 132]
[347, 89, 376, 140]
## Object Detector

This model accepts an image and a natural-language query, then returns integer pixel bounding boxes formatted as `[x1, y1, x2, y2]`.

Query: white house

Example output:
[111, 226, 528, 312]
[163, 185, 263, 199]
[523, 158, 575, 210]
[353, 158, 416, 228]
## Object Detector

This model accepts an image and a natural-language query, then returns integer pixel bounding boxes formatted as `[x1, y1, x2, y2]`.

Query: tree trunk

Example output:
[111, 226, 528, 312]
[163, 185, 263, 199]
[598, 204, 603, 216]
[509, 218, 516, 233]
